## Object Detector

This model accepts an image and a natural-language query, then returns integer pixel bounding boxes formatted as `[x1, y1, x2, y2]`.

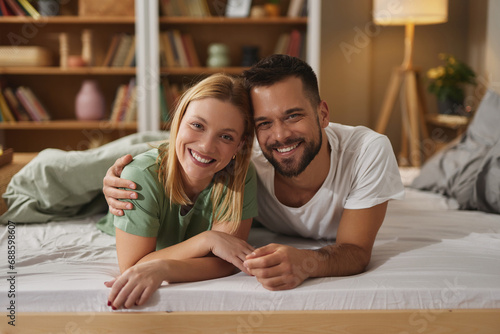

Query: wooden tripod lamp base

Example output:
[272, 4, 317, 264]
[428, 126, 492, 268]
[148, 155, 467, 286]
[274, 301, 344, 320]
[375, 66, 429, 167]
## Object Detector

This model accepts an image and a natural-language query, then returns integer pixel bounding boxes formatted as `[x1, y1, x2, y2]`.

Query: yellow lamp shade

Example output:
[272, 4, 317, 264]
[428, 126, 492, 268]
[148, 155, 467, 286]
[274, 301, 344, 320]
[373, 0, 448, 25]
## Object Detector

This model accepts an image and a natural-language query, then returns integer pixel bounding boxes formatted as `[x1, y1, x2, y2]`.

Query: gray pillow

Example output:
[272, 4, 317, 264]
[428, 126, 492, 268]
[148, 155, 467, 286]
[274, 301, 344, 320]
[0, 131, 168, 224]
[411, 89, 500, 214]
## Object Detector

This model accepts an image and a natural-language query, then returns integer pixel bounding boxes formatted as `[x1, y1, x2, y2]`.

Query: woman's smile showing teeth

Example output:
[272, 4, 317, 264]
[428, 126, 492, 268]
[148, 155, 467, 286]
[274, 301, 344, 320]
[276, 142, 299, 153]
[190, 149, 214, 164]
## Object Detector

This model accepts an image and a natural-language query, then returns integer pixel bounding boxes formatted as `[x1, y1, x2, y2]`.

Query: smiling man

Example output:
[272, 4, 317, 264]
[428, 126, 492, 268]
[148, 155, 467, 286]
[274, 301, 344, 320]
[103, 55, 404, 291]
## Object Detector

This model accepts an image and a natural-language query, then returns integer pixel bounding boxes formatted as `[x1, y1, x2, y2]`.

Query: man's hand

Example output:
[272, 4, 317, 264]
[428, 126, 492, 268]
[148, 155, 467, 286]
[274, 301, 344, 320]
[204, 230, 255, 275]
[243, 244, 317, 291]
[103, 154, 137, 216]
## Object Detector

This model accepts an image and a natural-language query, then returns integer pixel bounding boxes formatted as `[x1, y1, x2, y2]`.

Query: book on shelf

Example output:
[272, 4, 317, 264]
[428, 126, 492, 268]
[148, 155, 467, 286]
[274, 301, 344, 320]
[160, 0, 210, 17]
[159, 77, 186, 125]
[14, 86, 51, 122]
[0, 89, 16, 123]
[3, 87, 30, 121]
[287, 0, 307, 17]
[102, 34, 136, 67]
[109, 78, 137, 123]
[0, 0, 13, 16]
[274, 29, 305, 59]
[3, 0, 26, 16]
[159, 30, 200, 68]
[17, 0, 40, 19]
[111, 34, 134, 67]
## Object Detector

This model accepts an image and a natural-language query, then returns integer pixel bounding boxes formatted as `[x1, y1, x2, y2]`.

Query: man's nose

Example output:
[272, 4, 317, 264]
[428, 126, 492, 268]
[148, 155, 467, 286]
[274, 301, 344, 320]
[274, 122, 292, 141]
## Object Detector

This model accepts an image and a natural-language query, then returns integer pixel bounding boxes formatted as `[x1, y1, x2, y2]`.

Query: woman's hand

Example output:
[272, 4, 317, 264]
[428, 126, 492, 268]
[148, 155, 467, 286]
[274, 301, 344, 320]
[204, 230, 255, 275]
[106, 259, 166, 310]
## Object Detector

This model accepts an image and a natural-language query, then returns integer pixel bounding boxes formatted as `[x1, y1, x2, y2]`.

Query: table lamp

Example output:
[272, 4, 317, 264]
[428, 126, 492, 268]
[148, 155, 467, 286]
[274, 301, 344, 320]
[373, 0, 448, 166]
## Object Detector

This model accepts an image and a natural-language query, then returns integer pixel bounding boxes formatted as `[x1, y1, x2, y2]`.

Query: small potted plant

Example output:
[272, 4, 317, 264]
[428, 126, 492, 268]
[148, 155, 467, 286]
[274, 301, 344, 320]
[427, 53, 476, 116]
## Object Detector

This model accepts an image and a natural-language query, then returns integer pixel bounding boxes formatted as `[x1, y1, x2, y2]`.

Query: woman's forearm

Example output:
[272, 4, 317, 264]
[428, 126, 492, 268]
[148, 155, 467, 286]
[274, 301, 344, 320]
[136, 231, 212, 265]
[160, 257, 238, 283]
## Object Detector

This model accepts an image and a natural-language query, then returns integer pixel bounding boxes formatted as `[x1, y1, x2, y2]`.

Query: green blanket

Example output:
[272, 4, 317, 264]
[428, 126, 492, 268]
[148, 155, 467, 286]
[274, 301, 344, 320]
[0, 131, 168, 224]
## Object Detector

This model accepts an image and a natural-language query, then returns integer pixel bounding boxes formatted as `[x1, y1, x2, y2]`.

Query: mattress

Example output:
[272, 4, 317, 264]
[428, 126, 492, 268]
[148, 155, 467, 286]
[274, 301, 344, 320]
[1, 186, 499, 313]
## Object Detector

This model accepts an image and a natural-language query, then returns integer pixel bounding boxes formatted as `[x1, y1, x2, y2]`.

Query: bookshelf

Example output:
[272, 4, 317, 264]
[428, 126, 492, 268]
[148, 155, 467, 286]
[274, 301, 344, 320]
[139, 0, 321, 132]
[1, 0, 321, 151]
[0, 1, 137, 151]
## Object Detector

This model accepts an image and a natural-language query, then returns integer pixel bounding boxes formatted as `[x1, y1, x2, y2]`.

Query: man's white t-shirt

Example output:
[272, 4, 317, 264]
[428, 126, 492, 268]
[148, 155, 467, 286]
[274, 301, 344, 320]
[251, 123, 405, 240]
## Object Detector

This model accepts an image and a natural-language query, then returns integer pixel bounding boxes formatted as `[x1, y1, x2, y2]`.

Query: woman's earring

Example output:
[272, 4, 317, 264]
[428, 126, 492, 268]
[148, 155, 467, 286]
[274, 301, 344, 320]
[232, 154, 236, 160]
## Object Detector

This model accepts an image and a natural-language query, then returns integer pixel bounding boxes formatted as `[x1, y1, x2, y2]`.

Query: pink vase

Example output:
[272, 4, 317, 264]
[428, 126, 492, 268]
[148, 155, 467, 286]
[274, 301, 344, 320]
[75, 80, 105, 120]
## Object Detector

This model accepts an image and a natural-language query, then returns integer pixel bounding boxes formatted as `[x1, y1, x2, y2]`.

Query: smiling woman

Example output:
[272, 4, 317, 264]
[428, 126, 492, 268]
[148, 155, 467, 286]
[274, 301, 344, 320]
[95, 73, 257, 310]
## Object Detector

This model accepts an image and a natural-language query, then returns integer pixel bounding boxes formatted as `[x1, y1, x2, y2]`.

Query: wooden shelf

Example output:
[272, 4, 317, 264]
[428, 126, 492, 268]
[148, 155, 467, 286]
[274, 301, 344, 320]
[0, 67, 136, 75]
[0, 120, 137, 130]
[160, 67, 249, 75]
[0, 16, 135, 24]
[159, 16, 307, 25]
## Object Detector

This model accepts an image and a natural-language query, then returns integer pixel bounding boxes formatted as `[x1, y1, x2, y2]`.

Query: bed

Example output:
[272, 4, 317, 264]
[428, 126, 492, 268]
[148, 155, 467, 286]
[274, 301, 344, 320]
[2, 89, 500, 333]
[0, 165, 499, 333]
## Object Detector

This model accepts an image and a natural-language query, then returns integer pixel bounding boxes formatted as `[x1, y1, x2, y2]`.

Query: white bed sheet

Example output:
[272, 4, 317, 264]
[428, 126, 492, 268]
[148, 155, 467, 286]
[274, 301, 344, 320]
[1, 187, 499, 313]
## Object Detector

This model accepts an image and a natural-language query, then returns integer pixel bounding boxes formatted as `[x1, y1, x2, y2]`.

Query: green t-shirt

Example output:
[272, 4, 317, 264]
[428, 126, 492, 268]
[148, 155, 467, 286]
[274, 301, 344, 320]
[96, 149, 258, 250]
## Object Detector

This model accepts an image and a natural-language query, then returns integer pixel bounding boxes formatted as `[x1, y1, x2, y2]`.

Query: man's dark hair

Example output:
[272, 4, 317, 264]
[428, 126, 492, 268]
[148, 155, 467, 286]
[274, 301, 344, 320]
[242, 54, 321, 107]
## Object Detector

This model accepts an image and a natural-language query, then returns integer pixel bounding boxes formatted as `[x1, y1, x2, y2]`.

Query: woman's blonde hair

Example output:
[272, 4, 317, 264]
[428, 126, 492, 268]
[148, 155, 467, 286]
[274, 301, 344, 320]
[157, 73, 254, 233]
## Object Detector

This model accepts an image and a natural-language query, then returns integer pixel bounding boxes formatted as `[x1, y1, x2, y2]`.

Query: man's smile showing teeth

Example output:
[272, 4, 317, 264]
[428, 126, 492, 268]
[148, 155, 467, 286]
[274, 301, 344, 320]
[190, 150, 214, 164]
[276, 143, 299, 153]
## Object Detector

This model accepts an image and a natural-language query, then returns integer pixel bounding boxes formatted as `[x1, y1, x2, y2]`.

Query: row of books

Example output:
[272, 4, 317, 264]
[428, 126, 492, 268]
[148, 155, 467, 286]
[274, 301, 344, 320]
[0, 85, 50, 123]
[108, 77, 187, 124]
[159, 30, 200, 68]
[159, 77, 187, 124]
[160, 0, 210, 17]
[274, 29, 306, 60]
[0, 0, 41, 18]
[287, 0, 308, 18]
[109, 78, 137, 123]
[102, 34, 136, 67]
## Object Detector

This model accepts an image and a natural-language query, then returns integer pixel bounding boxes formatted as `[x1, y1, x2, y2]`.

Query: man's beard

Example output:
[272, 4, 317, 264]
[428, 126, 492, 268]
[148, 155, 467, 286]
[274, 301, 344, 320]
[262, 124, 322, 178]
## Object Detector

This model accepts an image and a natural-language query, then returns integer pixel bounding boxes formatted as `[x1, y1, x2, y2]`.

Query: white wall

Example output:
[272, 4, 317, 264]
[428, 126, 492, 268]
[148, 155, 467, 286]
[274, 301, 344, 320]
[486, 0, 500, 94]
[319, 0, 487, 154]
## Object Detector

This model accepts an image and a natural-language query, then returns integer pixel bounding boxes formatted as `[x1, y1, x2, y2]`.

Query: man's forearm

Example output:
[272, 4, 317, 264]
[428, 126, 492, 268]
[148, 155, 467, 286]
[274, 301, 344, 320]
[304, 243, 371, 278]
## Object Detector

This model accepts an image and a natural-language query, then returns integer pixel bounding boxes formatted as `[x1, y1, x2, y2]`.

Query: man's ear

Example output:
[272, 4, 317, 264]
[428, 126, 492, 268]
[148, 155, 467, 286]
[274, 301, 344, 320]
[318, 101, 330, 128]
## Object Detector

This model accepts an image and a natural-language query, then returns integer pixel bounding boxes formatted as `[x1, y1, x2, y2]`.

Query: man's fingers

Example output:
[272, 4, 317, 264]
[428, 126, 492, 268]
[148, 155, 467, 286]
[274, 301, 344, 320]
[245, 244, 278, 260]
[244, 252, 281, 270]
[103, 174, 136, 191]
[113, 154, 134, 177]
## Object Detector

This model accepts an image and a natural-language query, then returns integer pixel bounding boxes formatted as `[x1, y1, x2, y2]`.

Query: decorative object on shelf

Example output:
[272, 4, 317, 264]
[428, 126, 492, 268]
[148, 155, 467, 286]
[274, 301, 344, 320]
[37, 0, 60, 16]
[0, 46, 52, 67]
[250, 5, 266, 18]
[67, 55, 86, 68]
[207, 43, 230, 68]
[241, 46, 259, 67]
[81, 29, 93, 66]
[79, 0, 135, 17]
[373, 0, 448, 167]
[427, 53, 476, 116]
[225, 0, 252, 18]
[264, 0, 281, 17]
[59, 32, 69, 68]
[75, 80, 106, 121]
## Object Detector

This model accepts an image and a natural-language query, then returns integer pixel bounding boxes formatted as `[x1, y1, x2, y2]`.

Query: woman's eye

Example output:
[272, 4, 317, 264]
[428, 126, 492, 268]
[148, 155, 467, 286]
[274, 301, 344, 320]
[191, 123, 202, 129]
[221, 134, 233, 141]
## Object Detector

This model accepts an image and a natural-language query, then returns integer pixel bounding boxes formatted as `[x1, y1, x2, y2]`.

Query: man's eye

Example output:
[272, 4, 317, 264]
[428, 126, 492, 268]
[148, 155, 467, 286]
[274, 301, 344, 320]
[257, 122, 271, 129]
